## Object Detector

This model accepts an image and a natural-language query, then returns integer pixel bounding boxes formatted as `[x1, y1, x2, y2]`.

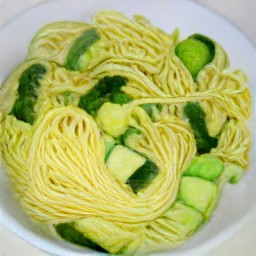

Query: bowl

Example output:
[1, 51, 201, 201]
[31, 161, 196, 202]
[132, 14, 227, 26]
[1, 0, 255, 255]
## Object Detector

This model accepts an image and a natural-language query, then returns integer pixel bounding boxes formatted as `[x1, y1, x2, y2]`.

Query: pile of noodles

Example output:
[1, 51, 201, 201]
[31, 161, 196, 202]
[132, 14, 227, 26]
[0, 10, 251, 254]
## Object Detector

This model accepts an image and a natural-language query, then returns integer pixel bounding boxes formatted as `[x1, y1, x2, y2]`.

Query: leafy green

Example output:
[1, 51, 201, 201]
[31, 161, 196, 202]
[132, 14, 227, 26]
[184, 102, 218, 154]
[126, 160, 159, 193]
[55, 223, 106, 252]
[64, 28, 100, 71]
[78, 76, 130, 115]
[175, 34, 215, 80]
[11, 63, 47, 124]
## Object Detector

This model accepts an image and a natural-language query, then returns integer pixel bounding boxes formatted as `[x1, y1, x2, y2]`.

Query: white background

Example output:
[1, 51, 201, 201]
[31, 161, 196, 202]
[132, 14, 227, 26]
[0, 0, 255, 256]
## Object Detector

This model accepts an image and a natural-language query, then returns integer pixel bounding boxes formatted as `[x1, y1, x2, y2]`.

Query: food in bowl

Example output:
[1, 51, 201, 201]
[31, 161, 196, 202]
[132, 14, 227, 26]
[0, 10, 252, 254]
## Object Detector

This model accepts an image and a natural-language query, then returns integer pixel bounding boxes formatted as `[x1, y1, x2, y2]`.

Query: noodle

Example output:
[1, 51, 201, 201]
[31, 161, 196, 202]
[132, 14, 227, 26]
[0, 10, 251, 254]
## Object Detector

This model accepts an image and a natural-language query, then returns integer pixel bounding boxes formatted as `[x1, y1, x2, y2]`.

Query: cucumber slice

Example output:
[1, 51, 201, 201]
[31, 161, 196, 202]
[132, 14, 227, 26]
[175, 34, 215, 80]
[11, 63, 47, 124]
[126, 160, 159, 193]
[64, 28, 100, 71]
[178, 176, 218, 213]
[78, 76, 128, 116]
[106, 145, 146, 183]
[183, 155, 223, 181]
[161, 202, 203, 237]
[103, 134, 116, 162]
[96, 102, 132, 137]
[117, 127, 142, 147]
[55, 223, 106, 252]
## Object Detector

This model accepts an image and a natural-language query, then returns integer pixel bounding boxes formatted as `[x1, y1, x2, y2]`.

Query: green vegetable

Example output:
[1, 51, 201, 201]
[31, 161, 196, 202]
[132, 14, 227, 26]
[140, 103, 163, 121]
[11, 63, 47, 124]
[109, 89, 133, 105]
[219, 164, 244, 184]
[96, 102, 132, 137]
[117, 127, 142, 146]
[184, 102, 218, 154]
[183, 155, 223, 181]
[55, 223, 106, 252]
[175, 34, 215, 80]
[161, 202, 203, 237]
[62, 91, 74, 105]
[106, 144, 159, 193]
[64, 28, 100, 71]
[107, 145, 146, 183]
[78, 76, 129, 116]
[141, 103, 153, 117]
[103, 134, 116, 162]
[178, 176, 218, 213]
[126, 160, 159, 193]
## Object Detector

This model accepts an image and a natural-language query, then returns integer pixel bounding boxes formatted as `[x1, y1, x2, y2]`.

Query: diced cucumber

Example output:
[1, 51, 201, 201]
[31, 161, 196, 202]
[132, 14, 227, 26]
[75, 217, 140, 254]
[109, 89, 133, 105]
[183, 155, 223, 181]
[103, 133, 116, 162]
[78, 76, 128, 116]
[55, 223, 106, 252]
[106, 145, 146, 183]
[140, 103, 163, 121]
[183, 102, 218, 154]
[219, 164, 244, 184]
[117, 127, 142, 147]
[175, 34, 215, 80]
[161, 201, 203, 237]
[96, 102, 132, 137]
[126, 160, 159, 193]
[11, 63, 47, 124]
[64, 28, 100, 71]
[178, 176, 217, 213]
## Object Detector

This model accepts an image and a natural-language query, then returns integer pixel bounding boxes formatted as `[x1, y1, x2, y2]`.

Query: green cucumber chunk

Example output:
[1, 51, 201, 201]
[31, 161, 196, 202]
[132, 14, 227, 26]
[55, 223, 106, 252]
[178, 176, 218, 213]
[11, 63, 47, 124]
[96, 102, 132, 137]
[126, 160, 159, 194]
[184, 102, 218, 154]
[78, 76, 128, 116]
[140, 103, 163, 121]
[103, 134, 116, 162]
[106, 145, 146, 183]
[183, 155, 223, 181]
[117, 127, 142, 146]
[219, 164, 244, 184]
[64, 28, 100, 71]
[162, 201, 203, 237]
[109, 88, 133, 105]
[175, 34, 215, 80]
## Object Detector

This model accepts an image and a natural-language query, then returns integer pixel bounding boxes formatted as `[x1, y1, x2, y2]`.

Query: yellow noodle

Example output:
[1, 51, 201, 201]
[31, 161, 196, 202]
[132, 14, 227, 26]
[0, 10, 252, 254]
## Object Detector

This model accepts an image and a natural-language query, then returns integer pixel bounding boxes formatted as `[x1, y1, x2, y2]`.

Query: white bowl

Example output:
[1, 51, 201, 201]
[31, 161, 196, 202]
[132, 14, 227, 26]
[1, 0, 255, 255]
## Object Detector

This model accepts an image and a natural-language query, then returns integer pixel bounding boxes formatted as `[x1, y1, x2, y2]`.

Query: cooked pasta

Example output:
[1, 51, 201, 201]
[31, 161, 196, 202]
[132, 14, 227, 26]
[0, 10, 251, 254]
